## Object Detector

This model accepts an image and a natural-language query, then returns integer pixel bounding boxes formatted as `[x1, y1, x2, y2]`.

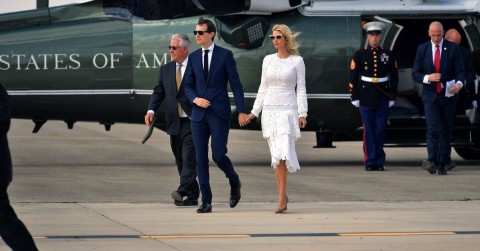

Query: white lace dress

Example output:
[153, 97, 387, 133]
[251, 54, 308, 172]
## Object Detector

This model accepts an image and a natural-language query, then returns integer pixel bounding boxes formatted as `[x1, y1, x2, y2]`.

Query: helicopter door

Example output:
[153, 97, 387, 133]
[363, 16, 418, 101]
[363, 15, 403, 50]
[459, 18, 480, 124]
[459, 18, 480, 51]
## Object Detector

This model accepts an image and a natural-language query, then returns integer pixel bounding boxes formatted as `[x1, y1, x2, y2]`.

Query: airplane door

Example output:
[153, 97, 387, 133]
[364, 16, 403, 51]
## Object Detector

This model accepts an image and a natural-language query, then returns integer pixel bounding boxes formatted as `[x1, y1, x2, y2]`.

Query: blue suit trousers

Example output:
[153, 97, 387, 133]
[191, 109, 240, 204]
[423, 93, 457, 166]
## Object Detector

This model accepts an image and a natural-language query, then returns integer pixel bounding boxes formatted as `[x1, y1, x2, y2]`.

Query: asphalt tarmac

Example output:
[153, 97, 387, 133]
[3, 119, 480, 250]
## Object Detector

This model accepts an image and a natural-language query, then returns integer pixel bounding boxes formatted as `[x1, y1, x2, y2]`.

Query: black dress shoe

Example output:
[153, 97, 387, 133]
[171, 191, 183, 204]
[175, 198, 198, 207]
[196, 203, 212, 213]
[365, 165, 376, 171]
[422, 160, 436, 174]
[436, 167, 448, 175]
[376, 165, 385, 171]
[230, 185, 241, 208]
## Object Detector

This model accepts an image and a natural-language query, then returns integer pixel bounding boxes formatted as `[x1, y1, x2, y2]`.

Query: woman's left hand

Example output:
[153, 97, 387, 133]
[299, 117, 307, 128]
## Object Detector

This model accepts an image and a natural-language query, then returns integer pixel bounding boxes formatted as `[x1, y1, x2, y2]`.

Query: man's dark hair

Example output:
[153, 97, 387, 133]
[198, 17, 216, 41]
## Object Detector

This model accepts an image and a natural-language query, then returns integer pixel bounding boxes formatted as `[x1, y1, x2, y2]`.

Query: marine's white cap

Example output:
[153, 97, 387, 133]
[363, 22, 386, 32]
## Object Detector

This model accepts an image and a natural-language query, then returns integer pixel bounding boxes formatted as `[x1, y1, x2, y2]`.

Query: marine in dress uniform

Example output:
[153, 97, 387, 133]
[349, 22, 399, 171]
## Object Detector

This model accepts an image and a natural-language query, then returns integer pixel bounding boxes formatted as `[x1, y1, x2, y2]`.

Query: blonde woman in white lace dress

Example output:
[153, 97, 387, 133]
[246, 24, 307, 213]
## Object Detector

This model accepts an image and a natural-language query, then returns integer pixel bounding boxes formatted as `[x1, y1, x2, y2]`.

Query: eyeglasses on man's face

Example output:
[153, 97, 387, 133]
[168, 46, 181, 50]
[269, 34, 284, 40]
[193, 30, 209, 36]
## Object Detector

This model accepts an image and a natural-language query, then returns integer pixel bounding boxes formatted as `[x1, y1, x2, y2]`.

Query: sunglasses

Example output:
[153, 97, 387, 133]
[269, 34, 284, 40]
[367, 30, 382, 36]
[168, 46, 181, 50]
[193, 30, 209, 35]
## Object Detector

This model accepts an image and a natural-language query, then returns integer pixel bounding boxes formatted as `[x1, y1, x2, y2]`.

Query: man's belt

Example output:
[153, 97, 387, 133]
[361, 76, 389, 83]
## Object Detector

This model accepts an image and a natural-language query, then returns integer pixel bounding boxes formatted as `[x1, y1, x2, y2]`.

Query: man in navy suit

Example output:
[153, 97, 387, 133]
[1, 83, 38, 250]
[145, 34, 199, 206]
[184, 17, 248, 213]
[412, 21, 465, 175]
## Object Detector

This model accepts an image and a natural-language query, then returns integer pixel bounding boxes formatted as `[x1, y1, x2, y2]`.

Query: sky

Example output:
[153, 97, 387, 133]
[0, 0, 92, 14]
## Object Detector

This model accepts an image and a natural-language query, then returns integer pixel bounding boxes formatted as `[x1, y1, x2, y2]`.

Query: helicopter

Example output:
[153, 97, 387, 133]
[1, 0, 479, 159]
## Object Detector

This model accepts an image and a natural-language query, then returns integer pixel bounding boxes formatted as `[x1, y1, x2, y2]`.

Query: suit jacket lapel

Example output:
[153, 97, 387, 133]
[440, 44, 448, 70]
[168, 62, 179, 96]
[177, 67, 187, 98]
[426, 44, 435, 71]
[192, 49, 208, 96]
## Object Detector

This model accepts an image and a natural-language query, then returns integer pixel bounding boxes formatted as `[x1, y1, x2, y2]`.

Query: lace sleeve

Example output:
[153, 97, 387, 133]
[296, 56, 308, 117]
[251, 55, 271, 116]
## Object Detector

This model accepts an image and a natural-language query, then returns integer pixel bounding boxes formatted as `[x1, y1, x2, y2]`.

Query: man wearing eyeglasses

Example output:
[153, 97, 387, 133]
[349, 21, 399, 172]
[184, 17, 248, 213]
[145, 33, 199, 207]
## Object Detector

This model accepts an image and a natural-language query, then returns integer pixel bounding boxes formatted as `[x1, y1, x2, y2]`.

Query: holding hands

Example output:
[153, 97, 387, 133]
[239, 113, 255, 127]
[240, 113, 306, 129]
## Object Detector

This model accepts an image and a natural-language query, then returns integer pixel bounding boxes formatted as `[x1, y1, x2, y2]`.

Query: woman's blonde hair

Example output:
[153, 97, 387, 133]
[272, 24, 301, 56]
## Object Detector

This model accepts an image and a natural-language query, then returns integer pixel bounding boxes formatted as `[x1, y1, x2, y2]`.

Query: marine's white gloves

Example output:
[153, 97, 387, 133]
[351, 100, 359, 108]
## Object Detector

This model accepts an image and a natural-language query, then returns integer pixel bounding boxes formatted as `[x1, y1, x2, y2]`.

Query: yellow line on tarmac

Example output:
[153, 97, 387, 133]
[340, 231, 456, 237]
[140, 234, 249, 239]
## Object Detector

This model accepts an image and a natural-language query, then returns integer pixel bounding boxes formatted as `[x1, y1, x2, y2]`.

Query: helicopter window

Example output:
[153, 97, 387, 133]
[216, 16, 270, 49]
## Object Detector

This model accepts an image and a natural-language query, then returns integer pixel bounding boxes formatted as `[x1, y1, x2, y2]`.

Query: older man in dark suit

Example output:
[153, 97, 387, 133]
[412, 21, 465, 175]
[0, 83, 38, 250]
[145, 33, 199, 206]
[184, 17, 248, 213]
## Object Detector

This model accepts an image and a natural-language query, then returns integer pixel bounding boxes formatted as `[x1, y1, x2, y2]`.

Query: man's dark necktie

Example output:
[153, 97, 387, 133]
[203, 49, 209, 80]
[434, 44, 442, 93]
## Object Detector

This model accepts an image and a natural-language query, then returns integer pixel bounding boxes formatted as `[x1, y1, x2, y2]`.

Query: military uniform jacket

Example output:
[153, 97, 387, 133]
[349, 45, 399, 107]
